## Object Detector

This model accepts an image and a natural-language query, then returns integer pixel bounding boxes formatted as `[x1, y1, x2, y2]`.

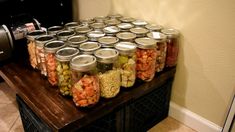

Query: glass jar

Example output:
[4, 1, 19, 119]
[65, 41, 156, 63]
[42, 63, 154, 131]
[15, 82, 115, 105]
[161, 28, 180, 67]
[87, 31, 105, 41]
[67, 35, 88, 48]
[130, 27, 149, 38]
[80, 19, 95, 25]
[104, 18, 121, 26]
[64, 22, 79, 31]
[57, 30, 76, 42]
[145, 24, 163, 32]
[98, 36, 119, 48]
[44, 41, 65, 86]
[75, 25, 93, 35]
[90, 22, 105, 31]
[132, 19, 148, 27]
[55, 47, 79, 96]
[26, 30, 46, 69]
[135, 37, 157, 82]
[117, 23, 134, 32]
[70, 55, 100, 107]
[94, 48, 120, 98]
[94, 16, 107, 23]
[108, 14, 123, 19]
[79, 42, 101, 55]
[48, 26, 64, 36]
[147, 32, 167, 72]
[116, 32, 136, 42]
[119, 17, 135, 23]
[114, 42, 137, 88]
[103, 26, 120, 36]
[35, 35, 55, 76]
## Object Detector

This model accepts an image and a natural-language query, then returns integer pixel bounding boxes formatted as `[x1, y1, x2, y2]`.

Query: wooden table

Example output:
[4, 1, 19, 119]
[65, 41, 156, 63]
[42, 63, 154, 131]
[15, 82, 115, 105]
[0, 60, 176, 132]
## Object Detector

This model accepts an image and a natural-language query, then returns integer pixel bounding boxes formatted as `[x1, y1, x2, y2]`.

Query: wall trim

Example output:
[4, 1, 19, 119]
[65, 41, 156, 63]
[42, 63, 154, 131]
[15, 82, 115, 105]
[169, 102, 223, 132]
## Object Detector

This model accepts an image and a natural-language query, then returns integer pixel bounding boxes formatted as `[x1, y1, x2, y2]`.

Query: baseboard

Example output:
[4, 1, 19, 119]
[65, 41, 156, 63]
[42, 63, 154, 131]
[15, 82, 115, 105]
[169, 102, 223, 132]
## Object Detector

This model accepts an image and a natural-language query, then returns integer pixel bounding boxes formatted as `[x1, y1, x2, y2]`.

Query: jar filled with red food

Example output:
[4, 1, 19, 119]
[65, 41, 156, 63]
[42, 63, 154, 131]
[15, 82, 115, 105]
[26, 30, 46, 69]
[135, 37, 157, 82]
[35, 35, 56, 76]
[44, 41, 65, 86]
[161, 28, 179, 67]
[55, 47, 79, 96]
[147, 32, 167, 72]
[70, 55, 100, 107]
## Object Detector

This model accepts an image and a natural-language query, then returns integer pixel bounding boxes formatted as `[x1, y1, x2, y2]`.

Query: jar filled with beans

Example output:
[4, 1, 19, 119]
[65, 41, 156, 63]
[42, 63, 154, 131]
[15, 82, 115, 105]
[98, 36, 119, 48]
[94, 48, 120, 98]
[70, 55, 100, 107]
[35, 35, 56, 76]
[67, 35, 88, 48]
[79, 42, 101, 55]
[44, 41, 65, 86]
[26, 30, 46, 69]
[114, 42, 137, 88]
[147, 32, 167, 72]
[48, 26, 64, 36]
[161, 28, 180, 67]
[55, 47, 79, 96]
[135, 37, 157, 82]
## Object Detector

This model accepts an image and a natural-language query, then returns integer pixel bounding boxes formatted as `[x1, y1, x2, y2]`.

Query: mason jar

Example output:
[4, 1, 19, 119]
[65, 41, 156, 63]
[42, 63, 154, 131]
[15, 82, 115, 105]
[87, 31, 105, 41]
[132, 19, 148, 27]
[104, 18, 121, 26]
[48, 26, 64, 36]
[116, 32, 136, 42]
[147, 32, 167, 72]
[108, 14, 123, 19]
[70, 54, 100, 107]
[75, 25, 93, 35]
[67, 35, 88, 48]
[90, 22, 105, 31]
[94, 48, 120, 98]
[117, 23, 134, 32]
[55, 47, 79, 96]
[80, 19, 95, 25]
[94, 16, 107, 23]
[35, 35, 56, 76]
[119, 17, 135, 23]
[26, 30, 46, 69]
[130, 27, 149, 38]
[114, 42, 137, 88]
[103, 26, 120, 36]
[161, 28, 180, 67]
[44, 41, 65, 86]
[135, 37, 157, 82]
[145, 24, 163, 32]
[98, 36, 119, 48]
[57, 30, 76, 42]
[79, 42, 101, 55]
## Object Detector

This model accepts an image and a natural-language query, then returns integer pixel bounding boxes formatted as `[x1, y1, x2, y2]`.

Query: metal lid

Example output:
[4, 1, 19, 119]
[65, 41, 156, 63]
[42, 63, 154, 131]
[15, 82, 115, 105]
[132, 19, 148, 26]
[120, 17, 135, 23]
[114, 42, 136, 54]
[135, 37, 157, 49]
[44, 40, 65, 53]
[80, 19, 95, 24]
[147, 32, 167, 42]
[55, 47, 79, 62]
[57, 30, 76, 41]
[90, 22, 105, 29]
[105, 19, 121, 26]
[48, 26, 64, 35]
[108, 14, 123, 19]
[130, 27, 149, 35]
[117, 23, 134, 30]
[75, 25, 92, 34]
[98, 36, 119, 47]
[94, 16, 107, 23]
[35, 35, 55, 47]
[116, 32, 136, 40]
[103, 26, 120, 34]
[67, 35, 88, 48]
[70, 54, 97, 72]
[94, 48, 119, 63]
[87, 31, 105, 38]
[64, 22, 79, 30]
[79, 41, 101, 53]
[145, 24, 163, 31]
[27, 30, 46, 40]
[161, 28, 179, 38]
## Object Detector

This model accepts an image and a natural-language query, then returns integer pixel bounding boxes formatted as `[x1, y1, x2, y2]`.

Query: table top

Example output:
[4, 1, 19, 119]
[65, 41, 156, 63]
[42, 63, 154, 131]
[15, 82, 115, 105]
[0, 60, 176, 131]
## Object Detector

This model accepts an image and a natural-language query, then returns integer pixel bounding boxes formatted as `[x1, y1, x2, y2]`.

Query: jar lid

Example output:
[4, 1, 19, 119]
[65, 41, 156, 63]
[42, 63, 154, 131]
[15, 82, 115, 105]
[48, 26, 64, 35]
[120, 17, 135, 23]
[145, 24, 163, 31]
[161, 28, 179, 38]
[114, 42, 136, 54]
[87, 31, 105, 38]
[75, 25, 92, 34]
[94, 16, 107, 22]
[108, 14, 123, 19]
[90, 22, 105, 29]
[79, 41, 101, 52]
[103, 26, 120, 34]
[70, 54, 97, 72]
[116, 32, 136, 40]
[27, 30, 46, 40]
[135, 37, 157, 49]
[132, 19, 148, 26]
[57, 30, 76, 41]
[55, 47, 79, 62]
[44, 40, 65, 53]
[117, 23, 134, 30]
[67, 35, 88, 48]
[35, 35, 55, 47]
[105, 19, 121, 26]
[130, 27, 149, 34]
[147, 32, 167, 42]
[65, 22, 79, 30]
[98, 36, 119, 47]
[94, 48, 119, 63]
[80, 19, 95, 24]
